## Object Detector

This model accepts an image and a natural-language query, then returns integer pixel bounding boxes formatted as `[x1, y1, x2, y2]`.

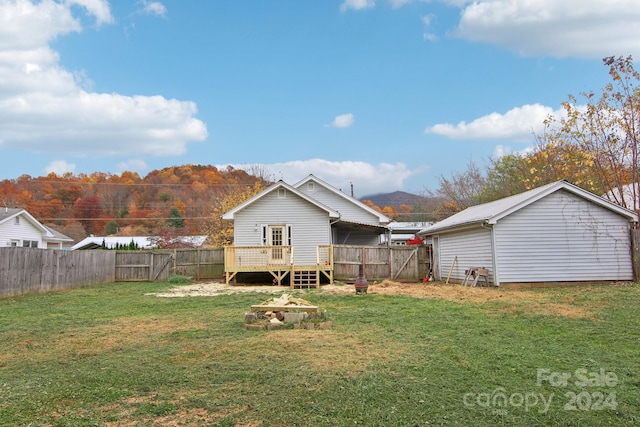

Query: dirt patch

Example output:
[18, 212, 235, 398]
[148, 282, 290, 298]
[151, 280, 593, 318]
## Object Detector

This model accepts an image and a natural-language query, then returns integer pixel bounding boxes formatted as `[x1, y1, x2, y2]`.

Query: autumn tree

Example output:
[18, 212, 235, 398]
[429, 160, 487, 217]
[205, 181, 265, 247]
[73, 196, 104, 235]
[539, 55, 640, 213]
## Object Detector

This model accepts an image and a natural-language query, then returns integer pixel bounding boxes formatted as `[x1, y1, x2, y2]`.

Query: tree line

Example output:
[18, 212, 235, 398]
[0, 165, 265, 244]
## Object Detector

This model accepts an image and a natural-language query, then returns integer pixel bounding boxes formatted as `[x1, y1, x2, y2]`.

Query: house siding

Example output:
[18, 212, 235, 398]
[494, 190, 633, 283]
[436, 226, 493, 283]
[0, 215, 43, 248]
[297, 180, 381, 226]
[233, 189, 330, 264]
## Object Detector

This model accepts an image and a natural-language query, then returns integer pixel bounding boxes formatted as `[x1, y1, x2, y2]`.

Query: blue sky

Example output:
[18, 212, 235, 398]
[1, 0, 639, 197]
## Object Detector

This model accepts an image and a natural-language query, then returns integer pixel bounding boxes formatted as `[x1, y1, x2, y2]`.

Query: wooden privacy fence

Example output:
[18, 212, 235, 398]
[333, 245, 430, 282]
[1, 245, 430, 298]
[115, 248, 225, 282]
[0, 247, 115, 298]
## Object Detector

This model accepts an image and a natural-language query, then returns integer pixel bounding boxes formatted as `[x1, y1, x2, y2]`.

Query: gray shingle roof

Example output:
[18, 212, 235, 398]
[418, 180, 638, 235]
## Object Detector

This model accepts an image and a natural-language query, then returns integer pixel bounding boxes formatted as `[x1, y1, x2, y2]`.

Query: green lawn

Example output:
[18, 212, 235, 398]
[1, 281, 639, 426]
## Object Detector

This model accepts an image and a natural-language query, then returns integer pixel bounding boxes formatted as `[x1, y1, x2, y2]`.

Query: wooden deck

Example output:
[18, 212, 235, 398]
[224, 245, 333, 288]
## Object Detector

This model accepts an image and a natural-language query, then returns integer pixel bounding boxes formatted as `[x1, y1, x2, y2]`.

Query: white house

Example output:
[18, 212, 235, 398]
[71, 235, 208, 250]
[0, 208, 73, 249]
[417, 180, 638, 287]
[383, 221, 432, 245]
[221, 175, 390, 286]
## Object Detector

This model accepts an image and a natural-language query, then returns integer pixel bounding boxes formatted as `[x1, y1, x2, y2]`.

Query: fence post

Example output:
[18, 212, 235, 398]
[149, 252, 154, 281]
[632, 229, 640, 282]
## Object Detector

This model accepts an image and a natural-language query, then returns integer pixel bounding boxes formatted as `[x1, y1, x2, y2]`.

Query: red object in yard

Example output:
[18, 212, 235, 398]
[407, 237, 423, 245]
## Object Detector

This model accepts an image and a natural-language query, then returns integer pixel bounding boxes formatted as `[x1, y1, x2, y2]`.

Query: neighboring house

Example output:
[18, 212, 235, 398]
[604, 182, 640, 213]
[0, 208, 73, 249]
[222, 175, 390, 286]
[417, 180, 638, 287]
[383, 221, 432, 245]
[71, 235, 208, 250]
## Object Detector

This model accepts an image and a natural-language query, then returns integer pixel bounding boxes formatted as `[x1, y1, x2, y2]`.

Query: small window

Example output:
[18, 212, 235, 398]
[308, 182, 315, 192]
[278, 188, 286, 198]
[14, 216, 19, 225]
[22, 240, 38, 248]
[10, 240, 18, 247]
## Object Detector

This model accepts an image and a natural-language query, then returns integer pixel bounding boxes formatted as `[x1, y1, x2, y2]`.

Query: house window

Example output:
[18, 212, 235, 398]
[308, 182, 315, 192]
[22, 240, 38, 248]
[278, 188, 286, 198]
[10, 240, 18, 247]
[14, 216, 19, 225]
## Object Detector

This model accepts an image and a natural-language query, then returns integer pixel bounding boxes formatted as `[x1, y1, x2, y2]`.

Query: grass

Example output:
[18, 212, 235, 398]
[1, 282, 639, 426]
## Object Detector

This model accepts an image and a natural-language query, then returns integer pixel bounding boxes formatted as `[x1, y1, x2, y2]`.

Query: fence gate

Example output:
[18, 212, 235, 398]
[115, 251, 174, 282]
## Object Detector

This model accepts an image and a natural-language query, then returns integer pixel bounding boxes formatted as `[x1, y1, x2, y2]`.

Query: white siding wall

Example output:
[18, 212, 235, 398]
[297, 180, 381, 225]
[233, 189, 330, 264]
[436, 227, 494, 283]
[0, 215, 43, 247]
[494, 191, 633, 283]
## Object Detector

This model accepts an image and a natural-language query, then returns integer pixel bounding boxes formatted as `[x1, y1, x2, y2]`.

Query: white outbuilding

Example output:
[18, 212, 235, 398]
[418, 180, 638, 287]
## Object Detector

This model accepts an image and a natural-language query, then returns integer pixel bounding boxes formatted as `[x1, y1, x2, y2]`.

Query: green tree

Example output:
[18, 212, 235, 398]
[104, 220, 119, 235]
[167, 207, 185, 229]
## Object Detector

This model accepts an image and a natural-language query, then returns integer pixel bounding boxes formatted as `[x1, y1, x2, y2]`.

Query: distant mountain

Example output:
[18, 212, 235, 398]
[360, 191, 432, 208]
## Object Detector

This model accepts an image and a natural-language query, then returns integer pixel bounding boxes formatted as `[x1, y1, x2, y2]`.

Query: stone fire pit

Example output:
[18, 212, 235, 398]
[244, 293, 333, 331]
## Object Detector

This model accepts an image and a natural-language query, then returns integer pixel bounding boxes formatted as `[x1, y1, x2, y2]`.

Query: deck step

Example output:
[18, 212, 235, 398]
[292, 270, 318, 288]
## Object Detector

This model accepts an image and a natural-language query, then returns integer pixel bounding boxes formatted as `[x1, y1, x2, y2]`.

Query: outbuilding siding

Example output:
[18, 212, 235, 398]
[437, 227, 493, 283]
[494, 190, 633, 283]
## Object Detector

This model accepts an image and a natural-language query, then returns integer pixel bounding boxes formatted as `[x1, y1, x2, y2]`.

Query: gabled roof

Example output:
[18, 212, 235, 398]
[418, 180, 639, 236]
[222, 180, 340, 220]
[43, 225, 74, 243]
[293, 174, 390, 225]
[0, 208, 72, 241]
[0, 208, 47, 234]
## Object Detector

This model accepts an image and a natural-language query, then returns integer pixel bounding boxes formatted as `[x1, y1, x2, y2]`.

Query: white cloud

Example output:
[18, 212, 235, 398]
[452, 0, 640, 58]
[389, 0, 413, 8]
[117, 159, 148, 173]
[44, 159, 76, 175]
[327, 113, 355, 128]
[422, 14, 437, 41]
[219, 159, 423, 197]
[425, 103, 563, 141]
[0, 0, 207, 157]
[140, 1, 167, 18]
[67, 0, 114, 25]
[340, 0, 376, 12]
[491, 144, 534, 159]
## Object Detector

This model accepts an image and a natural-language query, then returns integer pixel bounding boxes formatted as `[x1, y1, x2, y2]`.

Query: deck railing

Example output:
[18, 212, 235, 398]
[224, 246, 293, 270]
[316, 245, 333, 267]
